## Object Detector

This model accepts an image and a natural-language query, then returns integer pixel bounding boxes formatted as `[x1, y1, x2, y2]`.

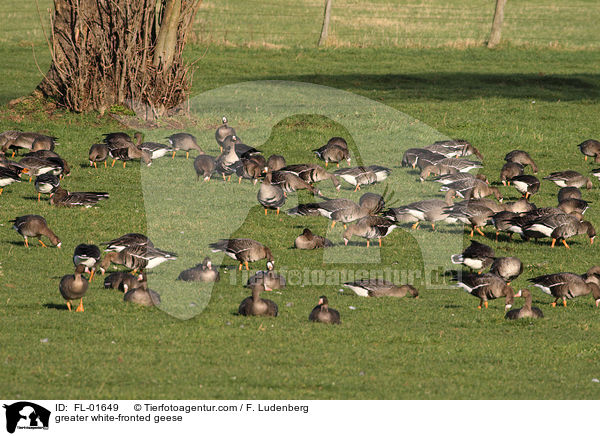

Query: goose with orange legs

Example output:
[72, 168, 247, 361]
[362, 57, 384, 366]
[59, 265, 88, 312]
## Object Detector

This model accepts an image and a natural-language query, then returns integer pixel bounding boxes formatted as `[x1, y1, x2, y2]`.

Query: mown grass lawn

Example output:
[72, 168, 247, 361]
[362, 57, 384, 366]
[1, 1, 600, 399]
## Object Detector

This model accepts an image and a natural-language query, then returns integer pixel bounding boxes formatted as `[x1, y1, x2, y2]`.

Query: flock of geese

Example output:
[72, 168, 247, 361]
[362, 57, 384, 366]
[2, 119, 600, 322]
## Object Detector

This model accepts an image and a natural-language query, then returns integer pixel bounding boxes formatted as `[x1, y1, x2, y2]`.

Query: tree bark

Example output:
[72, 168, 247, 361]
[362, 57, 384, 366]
[487, 0, 507, 48]
[37, 0, 202, 118]
[318, 0, 333, 47]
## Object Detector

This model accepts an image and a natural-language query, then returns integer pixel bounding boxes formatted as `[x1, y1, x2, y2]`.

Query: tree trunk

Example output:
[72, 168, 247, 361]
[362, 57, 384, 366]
[487, 0, 507, 48]
[37, 0, 202, 118]
[318, 0, 333, 47]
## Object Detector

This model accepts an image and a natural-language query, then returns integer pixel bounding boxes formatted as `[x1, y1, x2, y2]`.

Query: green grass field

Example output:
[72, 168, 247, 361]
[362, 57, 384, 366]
[1, 1, 600, 399]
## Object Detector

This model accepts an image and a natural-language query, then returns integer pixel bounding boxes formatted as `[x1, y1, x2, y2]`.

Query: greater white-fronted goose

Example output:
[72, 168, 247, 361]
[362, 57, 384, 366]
[557, 187, 582, 203]
[271, 170, 322, 196]
[102, 233, 154, 252]
[468, 181, 503, 202]
[437, 158, 482, 173]
[544, 170, 592, 189]
[34, 174, 59, 201]
[209, 238, 274, 271]
[246, 270, 286, 290]
[343, 216, 397, 247]
[491, 211, 519, 241]
[343, 279, 418, 298]
[550, 219, 595, 249]
[509, 175, 540, 199]
[100, 245, 177, 273]
[267, 154, 286, 172]
[110, 143, 151, 168]
[89, 143, 109, 168]
[424, 143, 464, 158]
[294, 228, 333, 249]
[490, 257, 523, 284]
[384, 189, 455, 230]
[49, 187, 109, 207]
[454, 272, 520, 309]
[334, 165, 390, 191]
[505, 288, 544, 319]
[177, 257, 220, 282]
[236, 156, 264, 184]
[460, 198, 505, 214]
[104, 271, 141, 292]
[2, 132, 57, 155]
[0, 130, 21, 153]
[25, 150, 70, 177]
[102, 131, 134, 146]
[503, 198, 536, 213]
[523, 212, 595, 248]
[123, 275, 161, 307]
[444, 203, 495, 236]
[577, 139, 600, 162]
[439, 177, 487, 199]
[280, 163, 340, 191]
[166, 133, 202, 159]
[504, 207, 563, 241]
[215, 116, 237, 149]
[257, 172, 285, 215]
[193, 153, 217, 181]
[558, 198, 589, 215]
[215, 142, 239, 181]
[401, 148, 444, 169]
[419, 163, 458, 182]
[500, 162, 524, 185]
[73, 244, 101, 281]
[0, 166, 21, 195]
[238, 283, 278, 317]
[428, 139, 483, 160]
[313, 138, 351, 167]
[140, 142, 175, 161]
[11, 215, 61, 247]
[18, 156, 61, 180]
[451, 240, 495, 271]
[504, 150, 538, 173]
[59, 264, 88, 312]
[529, 273, 600, 307]
[308, 295, 340, 324]
[434, 172, 487, 186]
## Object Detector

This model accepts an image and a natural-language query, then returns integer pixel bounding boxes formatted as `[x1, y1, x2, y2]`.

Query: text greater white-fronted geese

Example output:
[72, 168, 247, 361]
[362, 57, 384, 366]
[454, 272, 520, 309]
[557, 198, 589, 215]
[504, 150, 538, 173]
[444, 202, 495, 236]
[59, 264, 88, 312]
[238, 283, 278, 317]
[257, 172, 285, 215]
[104, 271, 142, 292]
[490, 257, 523, 284]
[209, 238, 274, 271]
[294, 228, 333, 249]
[236, 155, 265, 184]
[544, 170, 593, 189]
[99, 245, 176, 274]
[2, 132, 57, 156]
[308, 295, 340, 324]
[177, 257, 220, 282]
[343, 279, 418, 298]
[166, 133, 202, 159]
[140, 142, 175, 161]
[11, 215, 61, 248]
[577, 139, 600, 162]
[73, 244, 101, 281]
[343, 216, 397, 247]
[529, 273, 600, 307]
[505, 289, 544, 319]
[451, 240, 495, 272]
[523, 212, 595, 248]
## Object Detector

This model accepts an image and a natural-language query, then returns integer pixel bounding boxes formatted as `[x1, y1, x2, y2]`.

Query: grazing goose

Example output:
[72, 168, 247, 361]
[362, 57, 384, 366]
[236, 155, 265, 184]
[104, 271, 141, 291]
[343, 279, 418, 298]
[445, 203, 495, 236]
[500, 162, 524, 185]
[434, 172, 487, 186]
[509, 175, 540, 199]
[505, 289, 544, 319]
[454, 272, 520, 309]
[523, 213, 595, 248]
[468, 181, 503, 202]
[209, 238, 274, 271]
[490, 257, 523, 284]
[529, 273, 600, 307]
[2, 132, 57, 155]
[359, 192, 386, 214]
[49, 187, 109, 207]
[308, 295, 340, 324]
[271, 170, 322, 196]
[177, 257, 220, 282]
[334, 165, 390, 191]
[34, 174, 60, 199]
[460, 198, 505, 214]
[257, 172, 285, 215]
[281, 163, 340, 191]
[238, 283, 278, 317]
[313, 138, 351, 167]
[424, 143, 464, 158]
[102, 233, 154, 252]
[503, 198, 536, 213]
[557, 187, 582, 203]
[504, 150, 538, 173]
[267, 154, 286, 172]
[0, 130, 21, 152]
[25, 150, 70, 177]
[139, 142, 175, 161]
[436, 158, 482, 173]
[419, 163, 458, 182]
[193, 153, 217, 181]
[451, 240, 495, 271]
[103, 131, 135, 146]
[440, 177, 487, 199]
[11, 215, 61, 247]
[505, 207, 563, 241]
[401, 148, 445, 169]
[246, 270, 286, 290]
[73, 244, 101, 281]
[112, 143, 152, 168]
[427, 139, 483, 160]
[294, 228, 333, 249]
[100, 245, 177, 273]
[343, 216, 397, 247]
[384, 189, 455, 230]
[577, 139, 600, 162]
[219, 134, 261, 159]
[491, 211, 520, 241]
[18, 156, 61, 180]
[59, 264, 88, 312]
[550, 219, 595, 248]
[215, 142, 239, 181]
[558, 198, 589, 215]
[166, 133, 202, 159]
[0, 166, 21, 195]
[215, 116, 237, 149]
[89, 143, 109, 168]
[123, 275, 161, 307]
[544, 171, 592, 189]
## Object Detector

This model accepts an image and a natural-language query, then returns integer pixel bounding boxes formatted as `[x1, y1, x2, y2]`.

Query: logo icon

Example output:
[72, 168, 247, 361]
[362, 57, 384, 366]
[3, 402, 50, 434]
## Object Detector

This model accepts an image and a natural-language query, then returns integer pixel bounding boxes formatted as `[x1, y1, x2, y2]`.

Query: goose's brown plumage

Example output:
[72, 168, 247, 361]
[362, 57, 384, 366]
[577, 139, 600, 162]
[238, 283, 278, 317]
[505, 289, 544, 319]
[504, 150, 538, 173]
[59, 264, 88, 312]
[294, 228, 333, 249]
[529, 273, 600, 307]
[11, 215, 61, 247]
[177, 257, 220, 282]
[209, 238, 274, 271]
[343, 216, 397, 247]
[308, 295, 340, 324]
[454, 272, 520, 309]
[343, 279, 419, 298]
